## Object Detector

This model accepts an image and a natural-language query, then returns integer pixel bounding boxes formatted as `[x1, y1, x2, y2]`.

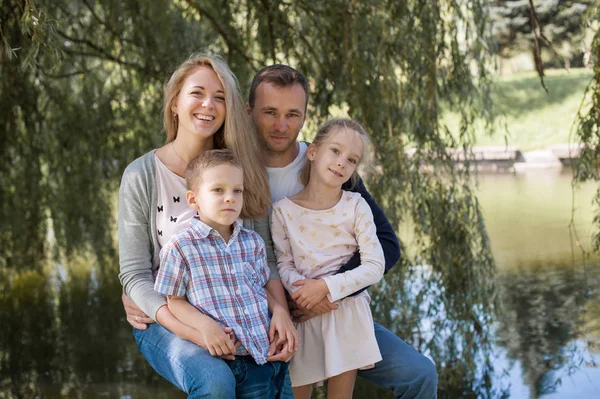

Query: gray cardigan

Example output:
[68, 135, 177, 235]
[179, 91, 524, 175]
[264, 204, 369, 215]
[118, 150, 279, 321]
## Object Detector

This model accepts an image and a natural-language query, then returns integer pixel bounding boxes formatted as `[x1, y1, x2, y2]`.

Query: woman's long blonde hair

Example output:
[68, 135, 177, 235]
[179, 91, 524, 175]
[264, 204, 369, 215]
[163, 53, 271, 217]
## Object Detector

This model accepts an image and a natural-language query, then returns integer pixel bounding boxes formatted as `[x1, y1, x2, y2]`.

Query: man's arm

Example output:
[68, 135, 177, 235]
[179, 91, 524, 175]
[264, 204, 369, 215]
[339, 176, 400, 274]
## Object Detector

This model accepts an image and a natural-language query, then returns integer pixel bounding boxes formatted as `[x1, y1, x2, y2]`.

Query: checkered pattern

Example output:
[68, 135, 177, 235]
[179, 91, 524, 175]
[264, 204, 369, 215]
[155, 217, 271, 364]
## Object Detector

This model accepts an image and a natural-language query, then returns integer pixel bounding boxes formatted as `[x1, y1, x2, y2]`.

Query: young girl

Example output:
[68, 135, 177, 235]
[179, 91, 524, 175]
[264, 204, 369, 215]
[271, 118, 385, 398]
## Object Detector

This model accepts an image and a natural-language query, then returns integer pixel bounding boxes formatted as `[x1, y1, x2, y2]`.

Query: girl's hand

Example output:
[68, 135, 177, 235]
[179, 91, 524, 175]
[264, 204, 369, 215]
[291, 279, 330, 310]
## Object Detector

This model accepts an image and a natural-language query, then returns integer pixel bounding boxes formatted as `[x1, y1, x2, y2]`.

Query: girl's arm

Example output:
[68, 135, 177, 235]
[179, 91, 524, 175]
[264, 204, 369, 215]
[339, 176, 400, 274]
[270, 206, 306, 294]
[322, 197, 385, 302]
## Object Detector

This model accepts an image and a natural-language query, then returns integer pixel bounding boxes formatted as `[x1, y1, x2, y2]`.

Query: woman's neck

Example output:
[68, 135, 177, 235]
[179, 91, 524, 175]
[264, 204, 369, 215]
[172, 134, 214, 163]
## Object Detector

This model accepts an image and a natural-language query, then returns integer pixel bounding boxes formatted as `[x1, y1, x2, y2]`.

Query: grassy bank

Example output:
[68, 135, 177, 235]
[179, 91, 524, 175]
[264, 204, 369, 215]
[444, 68, 595, 151]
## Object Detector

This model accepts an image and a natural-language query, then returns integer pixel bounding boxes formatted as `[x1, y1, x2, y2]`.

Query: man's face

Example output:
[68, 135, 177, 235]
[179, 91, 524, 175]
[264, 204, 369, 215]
[249, 82, 306, 155]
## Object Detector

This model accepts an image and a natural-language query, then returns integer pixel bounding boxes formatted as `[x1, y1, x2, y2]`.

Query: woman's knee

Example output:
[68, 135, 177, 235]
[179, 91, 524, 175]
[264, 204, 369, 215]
[186, 359, 236, 399]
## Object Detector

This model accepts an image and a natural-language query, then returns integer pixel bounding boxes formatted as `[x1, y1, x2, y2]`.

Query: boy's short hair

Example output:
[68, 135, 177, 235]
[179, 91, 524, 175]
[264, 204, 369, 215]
[186, 149, 243, 192]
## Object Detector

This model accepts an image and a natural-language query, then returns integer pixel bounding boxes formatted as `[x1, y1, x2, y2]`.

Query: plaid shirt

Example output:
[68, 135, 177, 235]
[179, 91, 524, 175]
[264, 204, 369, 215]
[155, 217, 271, 364]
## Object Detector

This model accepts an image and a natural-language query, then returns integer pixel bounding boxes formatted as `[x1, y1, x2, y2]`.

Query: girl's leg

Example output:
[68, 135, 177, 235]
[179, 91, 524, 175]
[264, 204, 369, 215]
[133, 324, 236, 399]
[292, 384, 312, 399]
[327, 369, 357, 399]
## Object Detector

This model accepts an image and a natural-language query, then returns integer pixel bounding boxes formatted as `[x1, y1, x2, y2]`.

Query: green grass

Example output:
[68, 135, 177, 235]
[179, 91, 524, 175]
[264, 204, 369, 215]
[444, 68, 595, 151]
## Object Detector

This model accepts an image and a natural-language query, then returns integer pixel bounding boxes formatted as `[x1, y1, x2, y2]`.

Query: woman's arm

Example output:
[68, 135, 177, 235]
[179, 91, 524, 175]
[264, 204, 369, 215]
[118, 164, 166, 322]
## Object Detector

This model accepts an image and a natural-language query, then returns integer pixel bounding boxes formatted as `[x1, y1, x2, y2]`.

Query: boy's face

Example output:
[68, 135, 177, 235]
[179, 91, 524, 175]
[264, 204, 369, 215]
[186, 164, 244, 231]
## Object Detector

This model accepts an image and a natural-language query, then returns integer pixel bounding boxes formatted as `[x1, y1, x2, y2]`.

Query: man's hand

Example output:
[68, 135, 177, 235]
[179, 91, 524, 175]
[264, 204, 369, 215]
[291, 297, 338, 323]
[122, 293, 154, 329]
[268, 307, 300, 354]
[309, 297, 338, 315]
[291, 279, 330, 310]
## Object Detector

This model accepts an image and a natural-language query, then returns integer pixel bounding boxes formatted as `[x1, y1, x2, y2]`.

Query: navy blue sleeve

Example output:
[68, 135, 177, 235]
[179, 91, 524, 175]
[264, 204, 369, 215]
[334, 176, 401, 292]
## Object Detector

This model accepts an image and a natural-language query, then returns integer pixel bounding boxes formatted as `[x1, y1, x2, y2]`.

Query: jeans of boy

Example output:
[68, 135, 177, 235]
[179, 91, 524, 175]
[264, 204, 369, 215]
[225, 356, 292, 398]
[134, 322, 437, 398]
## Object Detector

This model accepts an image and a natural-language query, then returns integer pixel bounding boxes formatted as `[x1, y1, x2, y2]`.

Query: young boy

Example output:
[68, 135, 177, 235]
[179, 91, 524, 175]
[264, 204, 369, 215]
[154, 149, 293, 398]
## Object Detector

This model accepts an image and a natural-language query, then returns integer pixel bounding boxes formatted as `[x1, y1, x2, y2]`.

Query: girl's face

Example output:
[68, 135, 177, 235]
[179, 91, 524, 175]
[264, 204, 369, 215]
[307, 128, 364, 188]
[172, 66, 226, 142]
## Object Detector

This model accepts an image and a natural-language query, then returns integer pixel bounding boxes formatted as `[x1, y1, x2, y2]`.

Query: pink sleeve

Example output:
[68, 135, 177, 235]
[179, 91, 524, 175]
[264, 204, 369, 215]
[270, 205, 306, 294]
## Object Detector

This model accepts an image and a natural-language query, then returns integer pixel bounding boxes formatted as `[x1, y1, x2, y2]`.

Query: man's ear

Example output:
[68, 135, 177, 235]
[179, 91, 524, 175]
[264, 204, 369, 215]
[186, 190, 200, 210]
[246, 102, 252, 117]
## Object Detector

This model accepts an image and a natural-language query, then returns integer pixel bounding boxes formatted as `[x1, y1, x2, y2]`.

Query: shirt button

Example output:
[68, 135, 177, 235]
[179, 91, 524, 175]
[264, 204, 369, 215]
[236, 289, 242, 296]
[231, 269, 236, 274]
[244, 309, 249, 315]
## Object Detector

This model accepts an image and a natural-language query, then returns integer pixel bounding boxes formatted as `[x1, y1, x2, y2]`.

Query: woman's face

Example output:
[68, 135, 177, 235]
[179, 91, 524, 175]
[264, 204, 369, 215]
[172, 66, 226, 142]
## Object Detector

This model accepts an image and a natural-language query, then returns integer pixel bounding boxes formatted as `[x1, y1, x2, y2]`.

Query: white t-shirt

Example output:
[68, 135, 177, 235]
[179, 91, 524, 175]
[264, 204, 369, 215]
[154, 154, 195, 248]
[266, 142, 308, 203]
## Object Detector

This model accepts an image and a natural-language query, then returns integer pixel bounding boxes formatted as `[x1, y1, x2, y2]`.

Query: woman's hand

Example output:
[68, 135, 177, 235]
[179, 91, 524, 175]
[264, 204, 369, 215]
[291, 279, 330, 310]
[122, 293, 154, 329]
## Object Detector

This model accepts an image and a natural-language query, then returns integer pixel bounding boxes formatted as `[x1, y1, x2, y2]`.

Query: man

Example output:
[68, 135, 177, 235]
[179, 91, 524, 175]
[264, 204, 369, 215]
[246, 64, 438, 398]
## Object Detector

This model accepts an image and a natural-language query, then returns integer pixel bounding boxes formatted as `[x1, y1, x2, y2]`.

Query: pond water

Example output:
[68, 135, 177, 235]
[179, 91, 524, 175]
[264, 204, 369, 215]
[1, 171, 598, 398]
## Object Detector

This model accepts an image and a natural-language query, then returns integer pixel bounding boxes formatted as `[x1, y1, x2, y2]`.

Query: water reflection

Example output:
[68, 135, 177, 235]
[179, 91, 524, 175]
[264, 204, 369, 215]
[1, 172, 599, 398]
[495, 260, 600, 398]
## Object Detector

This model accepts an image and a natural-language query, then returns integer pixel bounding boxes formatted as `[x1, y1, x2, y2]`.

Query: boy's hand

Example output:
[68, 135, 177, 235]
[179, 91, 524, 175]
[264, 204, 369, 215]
[266, 332, 295, 363]
[268, 307, 300, 354]
[291, 279, 329, 310]
[198, 318, 237, 359]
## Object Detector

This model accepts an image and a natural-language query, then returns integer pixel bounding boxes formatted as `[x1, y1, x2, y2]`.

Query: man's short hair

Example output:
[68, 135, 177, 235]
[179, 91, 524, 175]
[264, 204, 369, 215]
[186, 149, 243, 192]
[248, 64, 309, 110]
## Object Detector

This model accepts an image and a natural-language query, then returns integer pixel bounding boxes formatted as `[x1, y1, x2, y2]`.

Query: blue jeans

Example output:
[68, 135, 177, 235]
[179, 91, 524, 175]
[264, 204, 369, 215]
[133, 323, 236, 398]
[358, 322, 438, 398]
[225, 356, 293, 398]
[134, 322, 437, 399]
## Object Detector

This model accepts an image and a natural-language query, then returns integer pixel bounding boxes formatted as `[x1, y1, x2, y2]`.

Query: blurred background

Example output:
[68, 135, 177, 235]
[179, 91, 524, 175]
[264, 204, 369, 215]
[2, 1, 600, 398]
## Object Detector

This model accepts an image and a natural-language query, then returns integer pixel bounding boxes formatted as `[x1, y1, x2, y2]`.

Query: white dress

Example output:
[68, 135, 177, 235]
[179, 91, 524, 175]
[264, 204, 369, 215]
[271, 191, 385, 386]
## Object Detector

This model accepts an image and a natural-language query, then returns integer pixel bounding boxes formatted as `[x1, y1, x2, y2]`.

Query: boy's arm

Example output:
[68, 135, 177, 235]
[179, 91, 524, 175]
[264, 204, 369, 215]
[155, 241, 236, 358]
[254, 239, 299, 358]
[339, 176, 400, 274]
[166, 296, 237, 358]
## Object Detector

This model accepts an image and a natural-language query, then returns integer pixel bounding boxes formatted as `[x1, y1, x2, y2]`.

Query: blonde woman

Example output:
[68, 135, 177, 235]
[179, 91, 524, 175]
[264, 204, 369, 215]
[118, 54, 297, 398]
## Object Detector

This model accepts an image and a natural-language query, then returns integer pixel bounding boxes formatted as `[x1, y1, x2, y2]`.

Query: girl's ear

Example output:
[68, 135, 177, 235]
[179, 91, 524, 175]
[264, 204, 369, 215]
[307, 143, 317, 161]
[186, 190, 200, 211]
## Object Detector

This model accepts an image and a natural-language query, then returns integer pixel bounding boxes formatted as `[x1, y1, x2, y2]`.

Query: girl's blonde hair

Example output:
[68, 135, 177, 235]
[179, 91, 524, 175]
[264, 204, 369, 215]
[163, 53, 270, 217]
[300, 118, 372, 190]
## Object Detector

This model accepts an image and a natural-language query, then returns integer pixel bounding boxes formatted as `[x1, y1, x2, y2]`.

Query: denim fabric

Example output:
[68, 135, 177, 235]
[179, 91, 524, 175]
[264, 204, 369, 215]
[225, 356, 293, 399]
[133, 323, 235, 399]
[357, 322, 438, 398]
